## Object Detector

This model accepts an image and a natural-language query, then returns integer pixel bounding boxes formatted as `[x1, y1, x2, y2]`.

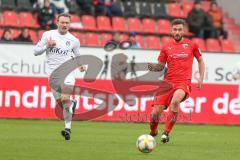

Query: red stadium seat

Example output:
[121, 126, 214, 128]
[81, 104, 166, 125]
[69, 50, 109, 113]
[112, 17, 127, 32]
[37, 30, 46, 40]
[29, 30, 38, 44]
[70, 14, 81, 23]
[201, 1, 210, 12]
[85, 32, 99, 47]
[97, 16, 112, 31]
[119, 34, 129, 42]
[183, 2, 193, 18]
[0, 29, 3, 38]
[71, 32, 85, 45]
[3, 11, 18, 26]
[10, 29, 20, 39]
[206, 38, 221, 52]
[100, 33, 112, 46]
[157, 19, 171, 34]
[127, 18, 142, 33]
[221, 39, 236, 53]
[82, 15, 96, 31]
[167, 3, 183, 18]
[19, 12, 38, 28]
[142, 18, 157, 33]
[135, 35, 145, 49]
[192, 38, 207, 51]
[0, 13, 4, 26]
[146, 36, 161, 50]
[161, 36, 172, 47]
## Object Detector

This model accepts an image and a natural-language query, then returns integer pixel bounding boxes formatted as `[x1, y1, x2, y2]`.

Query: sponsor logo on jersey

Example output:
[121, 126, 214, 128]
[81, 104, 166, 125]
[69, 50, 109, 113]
[49, 47, 68, 55]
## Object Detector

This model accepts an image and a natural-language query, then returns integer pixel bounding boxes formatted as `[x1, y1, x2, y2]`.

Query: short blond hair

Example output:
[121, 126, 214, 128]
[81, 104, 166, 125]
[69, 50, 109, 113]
[57, 13, 71, 21]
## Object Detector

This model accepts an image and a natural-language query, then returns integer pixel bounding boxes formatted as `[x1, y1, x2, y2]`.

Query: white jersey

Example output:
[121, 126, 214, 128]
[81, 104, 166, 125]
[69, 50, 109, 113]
[34, 29, 80, 75]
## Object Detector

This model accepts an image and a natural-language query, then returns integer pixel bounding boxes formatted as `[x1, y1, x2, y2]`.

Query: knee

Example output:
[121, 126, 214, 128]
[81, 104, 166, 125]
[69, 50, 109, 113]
[61, 94, 70, 102]
[170, 100, 180, 111]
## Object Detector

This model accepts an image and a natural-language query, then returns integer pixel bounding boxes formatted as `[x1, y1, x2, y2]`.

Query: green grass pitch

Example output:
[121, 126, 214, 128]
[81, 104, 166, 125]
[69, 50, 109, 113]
[0, 119, 240, 160]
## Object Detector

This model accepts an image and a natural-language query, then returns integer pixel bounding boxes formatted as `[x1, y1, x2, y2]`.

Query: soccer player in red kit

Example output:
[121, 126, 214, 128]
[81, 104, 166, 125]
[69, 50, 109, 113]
[148, 19, 205, 143]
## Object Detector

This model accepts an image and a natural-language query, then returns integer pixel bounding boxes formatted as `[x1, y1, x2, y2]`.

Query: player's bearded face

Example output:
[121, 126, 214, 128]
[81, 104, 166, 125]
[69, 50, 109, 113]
[57, 17, 71, 34]
[171, 24, 184, 42]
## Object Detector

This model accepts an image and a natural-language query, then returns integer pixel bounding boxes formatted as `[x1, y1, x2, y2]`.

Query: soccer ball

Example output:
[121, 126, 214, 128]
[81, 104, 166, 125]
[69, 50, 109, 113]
[136, 134, 156, 153]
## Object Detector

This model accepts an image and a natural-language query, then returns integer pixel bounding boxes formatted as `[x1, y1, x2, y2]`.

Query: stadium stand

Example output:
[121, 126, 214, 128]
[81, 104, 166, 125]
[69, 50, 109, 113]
[0, 0, 239, 53]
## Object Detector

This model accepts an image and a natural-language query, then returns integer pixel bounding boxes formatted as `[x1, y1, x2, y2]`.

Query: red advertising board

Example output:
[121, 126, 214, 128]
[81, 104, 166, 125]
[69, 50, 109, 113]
[0, 76, 239, 124]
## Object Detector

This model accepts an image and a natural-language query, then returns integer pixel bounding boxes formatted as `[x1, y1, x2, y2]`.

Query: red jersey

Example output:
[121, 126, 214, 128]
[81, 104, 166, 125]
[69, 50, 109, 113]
[158, 38, 202, 85]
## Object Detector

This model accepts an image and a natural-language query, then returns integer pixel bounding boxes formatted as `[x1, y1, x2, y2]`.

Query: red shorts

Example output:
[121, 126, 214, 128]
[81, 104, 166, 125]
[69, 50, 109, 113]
[152, 83, 191, 107]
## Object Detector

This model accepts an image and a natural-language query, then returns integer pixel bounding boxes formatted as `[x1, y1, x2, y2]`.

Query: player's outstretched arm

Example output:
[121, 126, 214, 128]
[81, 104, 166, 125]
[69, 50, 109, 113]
[148, 62, 165, 72]
[196, 57, 205, 90]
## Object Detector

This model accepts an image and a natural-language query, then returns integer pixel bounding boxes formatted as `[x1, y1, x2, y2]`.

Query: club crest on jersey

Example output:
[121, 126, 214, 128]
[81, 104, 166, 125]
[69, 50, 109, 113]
[182, 44, 189, 48]
[66, 41, 70, 46]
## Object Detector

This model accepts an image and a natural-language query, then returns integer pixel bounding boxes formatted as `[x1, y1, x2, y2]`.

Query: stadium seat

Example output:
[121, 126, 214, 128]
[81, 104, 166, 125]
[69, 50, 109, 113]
[0, 0, 16, 10]
[221, 39, 236, 53]
[70, 14, 81, 23]
[29, 30, 38, 44]
[122, 1, 137, 17]
[112, 17, 127, 32]
[37, 30, 46, 40]
[153, 2, 167, 18]
[167, 3, 183, 18]
[206, 38, 221, 52]
[146, 36, 161, 50]
[161, 36, 172, 47]
[192, 38, 207, 51]
[19, 12, 38, 28]
[127, 18, 142, 33]
[201, 1, 210, 12]
[10, 29, 20, 39]
[3, 10, 18, 26]
[97, 16, 112, 31]
[138, 2, 152, 18]
[81, 15, 96, 31]
[16, 0, 32, 11]
[142, 18, 157, 34]
[157, 19, 171, 34]
[85, 32, 99, 47]
[0, 29, 4, 38]
[119, 34, 129, 42]
[183, 2, 193, 18]
[71, 32, 85, 45]
[135, 35, 146, 49]
[100, 33, 112, 46]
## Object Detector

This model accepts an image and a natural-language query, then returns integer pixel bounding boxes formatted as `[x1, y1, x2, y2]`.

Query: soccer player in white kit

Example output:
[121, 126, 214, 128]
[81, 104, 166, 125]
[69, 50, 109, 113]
[34, 13, 85, 140]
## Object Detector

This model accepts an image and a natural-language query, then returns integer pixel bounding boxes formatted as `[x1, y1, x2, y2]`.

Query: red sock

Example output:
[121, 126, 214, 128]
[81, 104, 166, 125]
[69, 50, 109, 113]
[164, 110, 178, 134]
[150, 113, 159, 135]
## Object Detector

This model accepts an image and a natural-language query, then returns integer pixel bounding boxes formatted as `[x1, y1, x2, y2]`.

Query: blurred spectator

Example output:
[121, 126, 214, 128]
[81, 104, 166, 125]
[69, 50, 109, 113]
[93, 0, 122, 17]
[93, 0, 106, 16]
[76, 0, 94, 15]
[105, 0, 123, 17]
[15, 29, 32, 43]
[128, 32, 141, 49]
[1, 29, 13, 42]
[208, 2, 227, 39]
[38, 0, 57, 29]
[51, 0, 69, 13]
[187, 1, 206, 38]
[111, 32, 120, 44]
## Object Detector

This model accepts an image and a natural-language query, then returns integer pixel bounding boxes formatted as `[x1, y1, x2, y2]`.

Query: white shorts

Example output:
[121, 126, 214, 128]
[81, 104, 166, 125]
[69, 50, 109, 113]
[49, 72, 75, 100]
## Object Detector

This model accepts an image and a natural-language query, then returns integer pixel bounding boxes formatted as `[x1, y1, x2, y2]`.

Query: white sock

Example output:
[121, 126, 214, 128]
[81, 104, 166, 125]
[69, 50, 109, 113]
[63, 101, 74, 129]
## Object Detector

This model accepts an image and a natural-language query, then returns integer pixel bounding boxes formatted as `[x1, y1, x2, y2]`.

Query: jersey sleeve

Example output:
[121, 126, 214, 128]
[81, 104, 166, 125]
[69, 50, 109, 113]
[158, 47, 167, 63]
[72, 39, 81, 57]
[34, 32, 48, 56]
[193, 43, 202, 60]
